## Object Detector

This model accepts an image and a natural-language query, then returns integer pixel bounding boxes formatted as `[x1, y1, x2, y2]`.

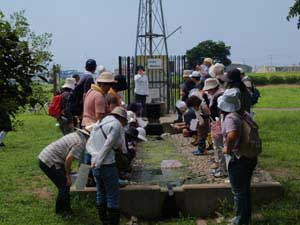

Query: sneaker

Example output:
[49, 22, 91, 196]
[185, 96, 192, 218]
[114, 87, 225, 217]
[192, 150, 204, 156]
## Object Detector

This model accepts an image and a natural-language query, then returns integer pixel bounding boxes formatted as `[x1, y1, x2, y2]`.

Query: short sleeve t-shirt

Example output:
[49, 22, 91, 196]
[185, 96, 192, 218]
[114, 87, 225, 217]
[222, 113, 242, 155]
[38, 132, 87, 169]
[82, 89, 108, 126]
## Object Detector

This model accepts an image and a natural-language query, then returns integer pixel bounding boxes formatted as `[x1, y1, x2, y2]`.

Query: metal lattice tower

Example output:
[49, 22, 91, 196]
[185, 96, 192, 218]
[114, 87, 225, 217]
[135, 0, 169, 57]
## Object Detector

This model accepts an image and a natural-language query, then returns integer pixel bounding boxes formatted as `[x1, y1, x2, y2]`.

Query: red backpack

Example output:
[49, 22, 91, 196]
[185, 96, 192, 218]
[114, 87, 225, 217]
[48, 94, 62, 118]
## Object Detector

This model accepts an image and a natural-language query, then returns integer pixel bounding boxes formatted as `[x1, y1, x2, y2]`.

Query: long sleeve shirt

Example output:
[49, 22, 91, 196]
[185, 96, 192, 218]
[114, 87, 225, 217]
[86, 115, 125, 168]
[134, 74, 149, 96]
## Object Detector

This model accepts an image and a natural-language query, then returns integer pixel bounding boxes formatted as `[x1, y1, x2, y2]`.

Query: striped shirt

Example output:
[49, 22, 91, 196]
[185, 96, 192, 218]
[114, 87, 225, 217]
[38, 131, 87, 169]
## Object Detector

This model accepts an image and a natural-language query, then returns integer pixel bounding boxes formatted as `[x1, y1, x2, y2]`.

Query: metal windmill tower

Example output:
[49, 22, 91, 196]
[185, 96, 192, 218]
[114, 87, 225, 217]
[135, 0, 169, 57]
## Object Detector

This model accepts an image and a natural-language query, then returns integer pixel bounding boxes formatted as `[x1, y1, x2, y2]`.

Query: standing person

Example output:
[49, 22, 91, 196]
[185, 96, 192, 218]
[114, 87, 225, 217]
[0, 111, 12, 147]
[222, 69, 251, 113]
[134, 65, 149, 116]
[72, 74, 80, 86]
[69, 59, 97, 118]
[58, 78, 76, 135]
[107, 75, 128, 111]
[82, 72, 115, 127]
[86, 107, 128, 225]
[218, 88, 257, 225]
[38, 126, 93, 215]
[203, 78, 225, 177]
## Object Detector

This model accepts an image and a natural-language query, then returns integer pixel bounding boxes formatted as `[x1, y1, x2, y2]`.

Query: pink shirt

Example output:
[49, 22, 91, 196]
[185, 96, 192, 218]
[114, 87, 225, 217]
[82, 89, 108, 127]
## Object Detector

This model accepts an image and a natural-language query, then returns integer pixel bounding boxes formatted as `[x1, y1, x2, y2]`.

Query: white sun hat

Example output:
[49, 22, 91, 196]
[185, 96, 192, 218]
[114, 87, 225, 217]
[127, 110, 137, 124]
[62, 78, 76, 90]
[217, 88, 241, 112]
[137, 127, 147, 142]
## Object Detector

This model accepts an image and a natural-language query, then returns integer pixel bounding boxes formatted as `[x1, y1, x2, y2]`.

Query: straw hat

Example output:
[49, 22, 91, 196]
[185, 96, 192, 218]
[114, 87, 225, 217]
[97, 71, 117, 83]
[76, 123, 95, 136]
[217, 88, 241, 112]
[62, 78, 76, 90]
[183, 70, 192, 78]
[137, 127, 147, 142]
[110, 106, 128, 120]
[203, 78, 219, 91]
[204, 57, 213, 65]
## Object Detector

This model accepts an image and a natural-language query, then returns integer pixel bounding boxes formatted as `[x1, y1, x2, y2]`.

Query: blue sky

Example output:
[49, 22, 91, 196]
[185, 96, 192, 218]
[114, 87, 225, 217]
[1, 0, 300, 71]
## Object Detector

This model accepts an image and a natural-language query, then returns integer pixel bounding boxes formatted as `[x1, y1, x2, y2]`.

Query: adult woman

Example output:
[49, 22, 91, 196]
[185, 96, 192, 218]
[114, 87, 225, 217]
[217, 88, 257, 225]
[134, 65, 149, 116]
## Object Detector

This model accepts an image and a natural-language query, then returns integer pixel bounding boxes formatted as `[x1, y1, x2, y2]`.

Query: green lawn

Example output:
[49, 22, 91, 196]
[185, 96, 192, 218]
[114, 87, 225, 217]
[256, 85, 300, 108]
[0, 111, 300, 224]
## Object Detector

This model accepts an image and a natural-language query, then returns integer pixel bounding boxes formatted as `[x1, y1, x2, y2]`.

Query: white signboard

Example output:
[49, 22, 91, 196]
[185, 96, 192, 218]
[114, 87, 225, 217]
[148, 59, 162, 69]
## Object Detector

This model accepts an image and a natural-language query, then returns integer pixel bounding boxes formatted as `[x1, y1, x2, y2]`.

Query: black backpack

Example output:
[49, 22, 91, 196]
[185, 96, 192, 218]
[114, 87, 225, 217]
[250, 87, 260, 105]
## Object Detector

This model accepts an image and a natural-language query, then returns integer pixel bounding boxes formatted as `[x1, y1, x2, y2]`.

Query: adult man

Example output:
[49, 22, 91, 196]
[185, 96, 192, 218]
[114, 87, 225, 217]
[70, 59, 97, 117]
[86, 107, 128, 225]
[82, 72, 115, 127]
[38, 126, 93, 215]
[134, 65, 149, 116]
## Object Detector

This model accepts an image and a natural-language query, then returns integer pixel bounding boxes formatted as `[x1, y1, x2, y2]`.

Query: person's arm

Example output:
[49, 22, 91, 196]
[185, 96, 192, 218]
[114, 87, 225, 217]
[65, 152, 75, 186]
[95, 94, 107, 122]
[84, 76, 94, 94]
[223, 130, 239, 154]
[134, 74, 142, 81]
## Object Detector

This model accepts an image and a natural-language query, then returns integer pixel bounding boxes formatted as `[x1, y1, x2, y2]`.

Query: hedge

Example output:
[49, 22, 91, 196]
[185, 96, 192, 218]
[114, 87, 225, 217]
[248, 72, 300, 85]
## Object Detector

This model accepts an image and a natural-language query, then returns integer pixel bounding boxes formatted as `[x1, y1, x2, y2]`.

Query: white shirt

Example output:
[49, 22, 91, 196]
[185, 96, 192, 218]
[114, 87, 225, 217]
[86, 115, 125, 168]
[134, 74, 149, 96]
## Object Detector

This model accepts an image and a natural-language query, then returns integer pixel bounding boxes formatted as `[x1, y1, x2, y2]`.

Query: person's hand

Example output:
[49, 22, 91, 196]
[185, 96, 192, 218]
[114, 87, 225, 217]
[91, 162, 96, 168]
[66, 175, 72, 187]
[222, 147, 231, 154]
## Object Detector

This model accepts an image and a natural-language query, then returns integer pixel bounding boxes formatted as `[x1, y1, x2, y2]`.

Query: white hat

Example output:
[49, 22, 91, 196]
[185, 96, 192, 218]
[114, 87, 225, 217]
[175, 100, 187, 112]
[110, 106, 128, 120]
[209, 63, 225, 78]
[75, 123, 95, 136]
[188, 88, 203, 100]
[127, 111, 137, 123]
[203, 78, 219, 91]
[97, 71, 116, 83]
[190, 71, 201, 78]
[217, 88, 241, 112]
[97, 65, 106, 75]
[137, 127, 147, 142]
[62, 78, 76, 90]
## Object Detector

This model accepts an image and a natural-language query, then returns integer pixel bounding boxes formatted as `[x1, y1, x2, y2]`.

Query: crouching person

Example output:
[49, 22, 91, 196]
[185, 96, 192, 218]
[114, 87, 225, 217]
[86, 107, 128, 225]
[38, 126, 93, 215]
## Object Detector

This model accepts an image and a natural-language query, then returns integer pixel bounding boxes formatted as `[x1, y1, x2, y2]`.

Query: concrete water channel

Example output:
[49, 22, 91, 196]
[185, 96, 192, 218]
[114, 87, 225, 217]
[72, 130, 283, 219]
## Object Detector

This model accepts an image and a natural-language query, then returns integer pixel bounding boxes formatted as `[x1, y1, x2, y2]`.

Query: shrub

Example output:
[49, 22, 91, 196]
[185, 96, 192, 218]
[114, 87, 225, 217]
[249, 75, 269, 85]
[268, 75, 286, 84]
[285, 75, 300, 84]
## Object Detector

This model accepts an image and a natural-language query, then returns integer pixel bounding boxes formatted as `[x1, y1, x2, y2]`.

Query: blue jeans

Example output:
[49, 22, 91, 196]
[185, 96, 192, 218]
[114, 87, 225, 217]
[38, 159, 71, 213]
[228, 156, 257, 225]
[93, 164, 120, 209]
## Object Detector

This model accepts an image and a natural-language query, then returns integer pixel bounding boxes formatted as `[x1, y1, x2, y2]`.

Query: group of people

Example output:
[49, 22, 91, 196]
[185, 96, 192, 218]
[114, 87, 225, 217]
[39, 59, 149, 225]
[173, 58, 260, 225]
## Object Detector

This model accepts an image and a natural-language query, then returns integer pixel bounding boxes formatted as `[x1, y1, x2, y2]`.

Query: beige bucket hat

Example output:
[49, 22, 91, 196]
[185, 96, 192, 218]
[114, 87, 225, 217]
[97, 71, 117, 83]
[203, 78, 220, 91]
[62, 78, 76, 90]
[110, 106, 128, 120]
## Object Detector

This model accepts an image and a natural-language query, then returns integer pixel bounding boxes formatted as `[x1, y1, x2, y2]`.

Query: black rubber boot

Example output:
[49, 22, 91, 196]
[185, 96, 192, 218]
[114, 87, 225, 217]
[107, 208, 120, 225]
[97, 204, 109, 225]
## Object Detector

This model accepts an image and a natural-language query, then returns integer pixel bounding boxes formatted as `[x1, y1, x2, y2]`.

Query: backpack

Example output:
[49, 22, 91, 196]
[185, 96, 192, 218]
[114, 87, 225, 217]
[235, 112, 262, 158]
[48, 94, 62, 118]
[250, 87, 260, 105]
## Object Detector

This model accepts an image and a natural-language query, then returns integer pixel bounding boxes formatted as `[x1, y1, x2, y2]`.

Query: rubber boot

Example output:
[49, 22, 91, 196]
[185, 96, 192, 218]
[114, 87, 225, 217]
[97, 204, 109, 225]
[107, 208, 120, 225]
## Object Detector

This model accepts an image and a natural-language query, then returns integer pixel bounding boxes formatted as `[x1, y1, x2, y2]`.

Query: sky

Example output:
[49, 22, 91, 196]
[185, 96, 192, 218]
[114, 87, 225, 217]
[1, 0, 300, 71]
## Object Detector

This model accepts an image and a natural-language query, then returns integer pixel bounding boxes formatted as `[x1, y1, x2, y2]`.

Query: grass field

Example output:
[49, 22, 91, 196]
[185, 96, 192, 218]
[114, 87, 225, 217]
[0, 109, 300, 224]
[256, 85, 300, 108]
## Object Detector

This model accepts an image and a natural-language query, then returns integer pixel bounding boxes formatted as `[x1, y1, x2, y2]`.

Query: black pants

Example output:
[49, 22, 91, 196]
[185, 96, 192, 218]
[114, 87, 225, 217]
[135, 94, 147, 117]
[38, 160, 71, 214]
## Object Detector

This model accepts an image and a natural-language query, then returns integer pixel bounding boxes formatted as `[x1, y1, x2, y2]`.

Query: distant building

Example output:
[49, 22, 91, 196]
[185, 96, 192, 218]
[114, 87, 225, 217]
[226, 63, 253, 73]
[256, 66, 300, 73]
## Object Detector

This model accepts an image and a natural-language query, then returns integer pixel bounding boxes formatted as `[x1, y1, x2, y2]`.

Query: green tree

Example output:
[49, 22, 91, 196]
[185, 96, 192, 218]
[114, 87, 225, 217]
[186, 40, 231, 69]
[287, 0, 300, 29]
[0, 11, 53, 116]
